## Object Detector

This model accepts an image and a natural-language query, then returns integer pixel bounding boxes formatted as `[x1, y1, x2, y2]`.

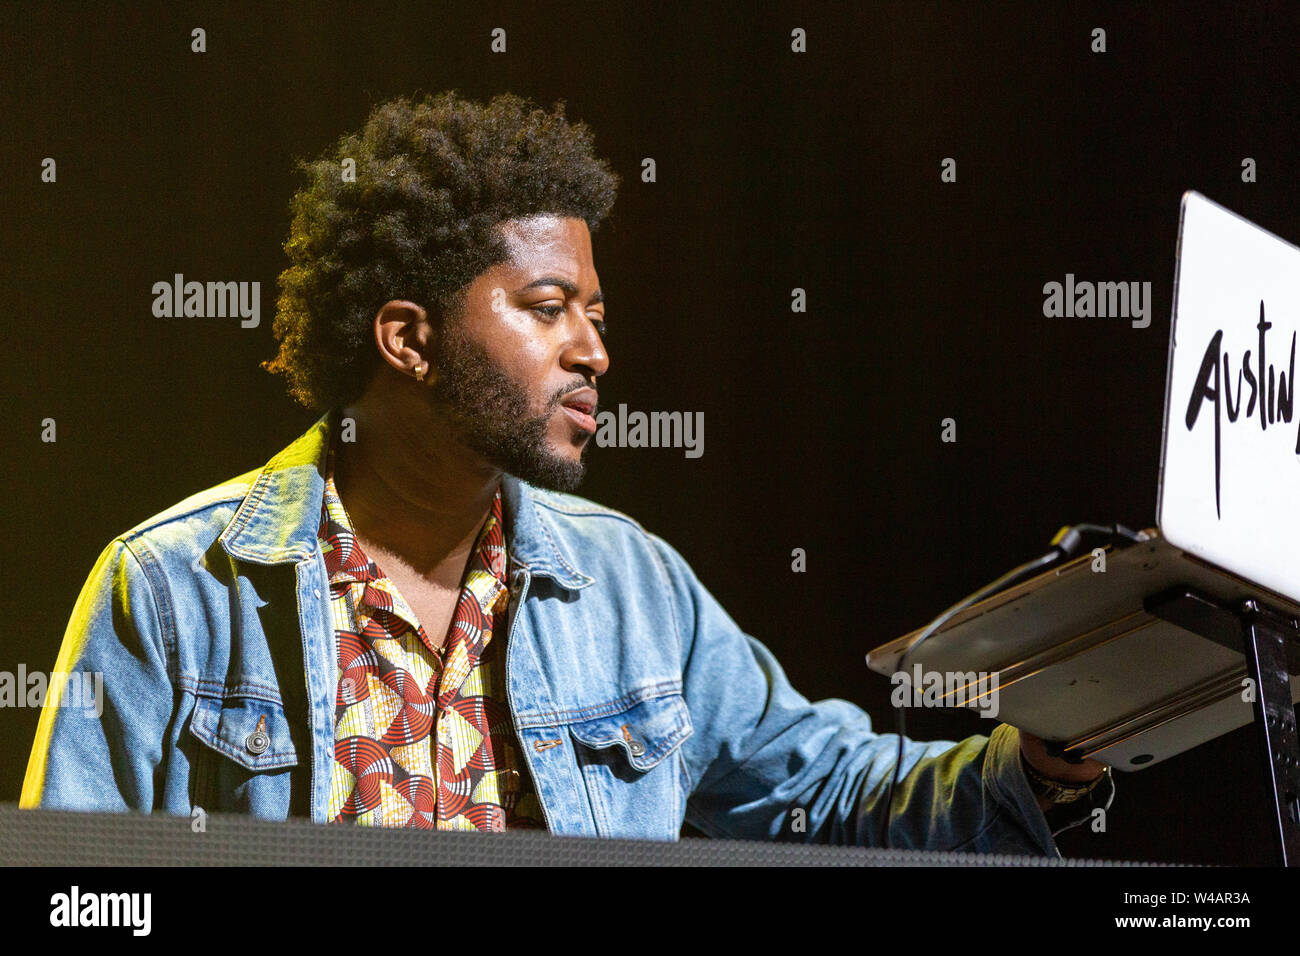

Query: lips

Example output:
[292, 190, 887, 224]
[560, 387, 598, 433]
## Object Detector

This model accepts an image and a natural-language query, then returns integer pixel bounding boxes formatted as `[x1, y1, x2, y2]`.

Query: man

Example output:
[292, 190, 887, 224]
[22, 92, 1111, 850]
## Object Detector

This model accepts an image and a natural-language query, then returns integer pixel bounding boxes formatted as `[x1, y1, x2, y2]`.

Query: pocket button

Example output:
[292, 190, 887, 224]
[245, 715, 270, 755]
[621, 723, 646, 756]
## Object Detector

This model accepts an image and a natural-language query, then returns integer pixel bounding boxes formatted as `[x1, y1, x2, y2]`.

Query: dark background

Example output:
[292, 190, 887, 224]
[2, 0, 1297, 865]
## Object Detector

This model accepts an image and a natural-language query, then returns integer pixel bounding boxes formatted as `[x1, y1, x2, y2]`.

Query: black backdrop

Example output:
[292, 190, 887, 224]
[3, 0, 1298, 865]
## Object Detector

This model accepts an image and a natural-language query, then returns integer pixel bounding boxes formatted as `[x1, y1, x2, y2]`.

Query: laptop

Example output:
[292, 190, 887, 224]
[865, 192, 1300, 771]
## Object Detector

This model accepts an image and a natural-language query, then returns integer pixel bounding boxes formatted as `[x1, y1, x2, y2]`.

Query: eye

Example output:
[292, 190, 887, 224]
[532, 303, 606, 337]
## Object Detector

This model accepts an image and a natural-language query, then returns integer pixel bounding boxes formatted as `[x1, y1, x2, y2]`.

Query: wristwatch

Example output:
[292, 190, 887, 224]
[1021, 754, 1111, 805]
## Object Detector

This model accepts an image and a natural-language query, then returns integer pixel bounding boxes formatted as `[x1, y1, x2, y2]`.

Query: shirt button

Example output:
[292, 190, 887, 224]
[245, 730, 269, 755]
[313, 588, 321, 598]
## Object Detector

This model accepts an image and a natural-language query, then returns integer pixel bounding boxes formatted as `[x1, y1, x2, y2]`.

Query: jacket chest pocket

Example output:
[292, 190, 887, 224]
[187, 693, 300, 820]
[566, 692, 693, 840]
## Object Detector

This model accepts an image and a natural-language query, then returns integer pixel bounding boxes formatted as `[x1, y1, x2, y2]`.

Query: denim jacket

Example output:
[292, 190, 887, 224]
[22, 410, 1090, 854]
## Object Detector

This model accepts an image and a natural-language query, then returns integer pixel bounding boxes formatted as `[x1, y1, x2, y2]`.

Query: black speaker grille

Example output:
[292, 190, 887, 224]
[0, 805, 1164, 866]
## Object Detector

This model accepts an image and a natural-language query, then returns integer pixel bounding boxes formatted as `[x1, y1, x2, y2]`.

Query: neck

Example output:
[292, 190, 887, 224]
[331, 397, 502, 578]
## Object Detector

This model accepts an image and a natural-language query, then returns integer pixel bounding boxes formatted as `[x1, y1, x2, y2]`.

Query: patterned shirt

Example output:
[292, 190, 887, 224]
[318, 450, 545, 830]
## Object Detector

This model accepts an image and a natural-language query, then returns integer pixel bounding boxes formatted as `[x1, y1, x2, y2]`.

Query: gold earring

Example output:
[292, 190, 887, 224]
[414, 362, 428, 382]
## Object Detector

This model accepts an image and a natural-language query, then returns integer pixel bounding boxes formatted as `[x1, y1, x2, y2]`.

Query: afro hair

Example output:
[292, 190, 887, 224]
[262, 91, 620, 410]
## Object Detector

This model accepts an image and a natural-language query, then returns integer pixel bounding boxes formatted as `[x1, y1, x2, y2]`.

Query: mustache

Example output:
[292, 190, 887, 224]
[547, 379, 598, 411]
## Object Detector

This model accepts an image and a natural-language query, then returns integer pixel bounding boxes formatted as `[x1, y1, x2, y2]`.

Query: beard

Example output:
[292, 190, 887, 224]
[427, 325, 590, 492]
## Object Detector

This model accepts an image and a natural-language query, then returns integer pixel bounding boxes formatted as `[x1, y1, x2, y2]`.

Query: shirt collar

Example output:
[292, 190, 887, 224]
[218, 408, 594, 590]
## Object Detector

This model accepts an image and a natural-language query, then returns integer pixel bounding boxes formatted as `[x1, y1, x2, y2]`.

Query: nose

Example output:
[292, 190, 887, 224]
[561, 309, 610, 381]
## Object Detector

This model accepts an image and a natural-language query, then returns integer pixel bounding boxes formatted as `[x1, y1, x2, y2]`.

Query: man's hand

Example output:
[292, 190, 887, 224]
[1018, 729, 1106, 813]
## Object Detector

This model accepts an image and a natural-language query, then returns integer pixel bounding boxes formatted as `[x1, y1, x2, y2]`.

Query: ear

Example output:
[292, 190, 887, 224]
[373, 300, 437, 384]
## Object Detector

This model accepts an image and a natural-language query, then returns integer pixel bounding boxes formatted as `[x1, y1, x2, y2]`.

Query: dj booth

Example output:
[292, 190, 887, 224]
[0, 804, 1160, 866]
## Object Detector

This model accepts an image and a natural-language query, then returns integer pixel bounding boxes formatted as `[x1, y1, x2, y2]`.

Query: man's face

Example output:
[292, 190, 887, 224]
[427, 215, 609, 492]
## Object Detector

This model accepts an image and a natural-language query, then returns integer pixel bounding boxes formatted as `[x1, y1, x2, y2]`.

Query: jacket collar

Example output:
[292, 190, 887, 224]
[218, 408, 593, 589]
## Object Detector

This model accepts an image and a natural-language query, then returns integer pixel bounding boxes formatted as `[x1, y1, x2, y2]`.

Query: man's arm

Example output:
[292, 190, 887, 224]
[652, 534, 1083, 854]
[21, 537, 175, 813]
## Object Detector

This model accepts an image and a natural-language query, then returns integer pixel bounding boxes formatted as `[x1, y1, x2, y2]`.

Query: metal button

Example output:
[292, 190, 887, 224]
[621, 724, 645, 756]
[245, 715, 269, 755]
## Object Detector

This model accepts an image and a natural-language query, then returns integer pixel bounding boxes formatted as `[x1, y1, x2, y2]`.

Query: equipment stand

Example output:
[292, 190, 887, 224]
[1147, 589, 1300, 865]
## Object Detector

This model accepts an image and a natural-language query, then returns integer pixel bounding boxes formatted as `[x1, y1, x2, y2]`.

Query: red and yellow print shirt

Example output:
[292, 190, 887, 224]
[317, 450, 545, 830]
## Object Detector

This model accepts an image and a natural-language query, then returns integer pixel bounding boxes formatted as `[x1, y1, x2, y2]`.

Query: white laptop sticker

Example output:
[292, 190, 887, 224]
[1159, 192, 1300, 603]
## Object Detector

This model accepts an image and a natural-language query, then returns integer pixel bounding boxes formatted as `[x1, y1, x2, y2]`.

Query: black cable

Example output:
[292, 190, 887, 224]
[875, 522, 1148, 849]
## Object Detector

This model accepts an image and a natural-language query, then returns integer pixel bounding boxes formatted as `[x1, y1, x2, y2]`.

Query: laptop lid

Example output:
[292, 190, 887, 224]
[1158, 191, 1300, 604]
